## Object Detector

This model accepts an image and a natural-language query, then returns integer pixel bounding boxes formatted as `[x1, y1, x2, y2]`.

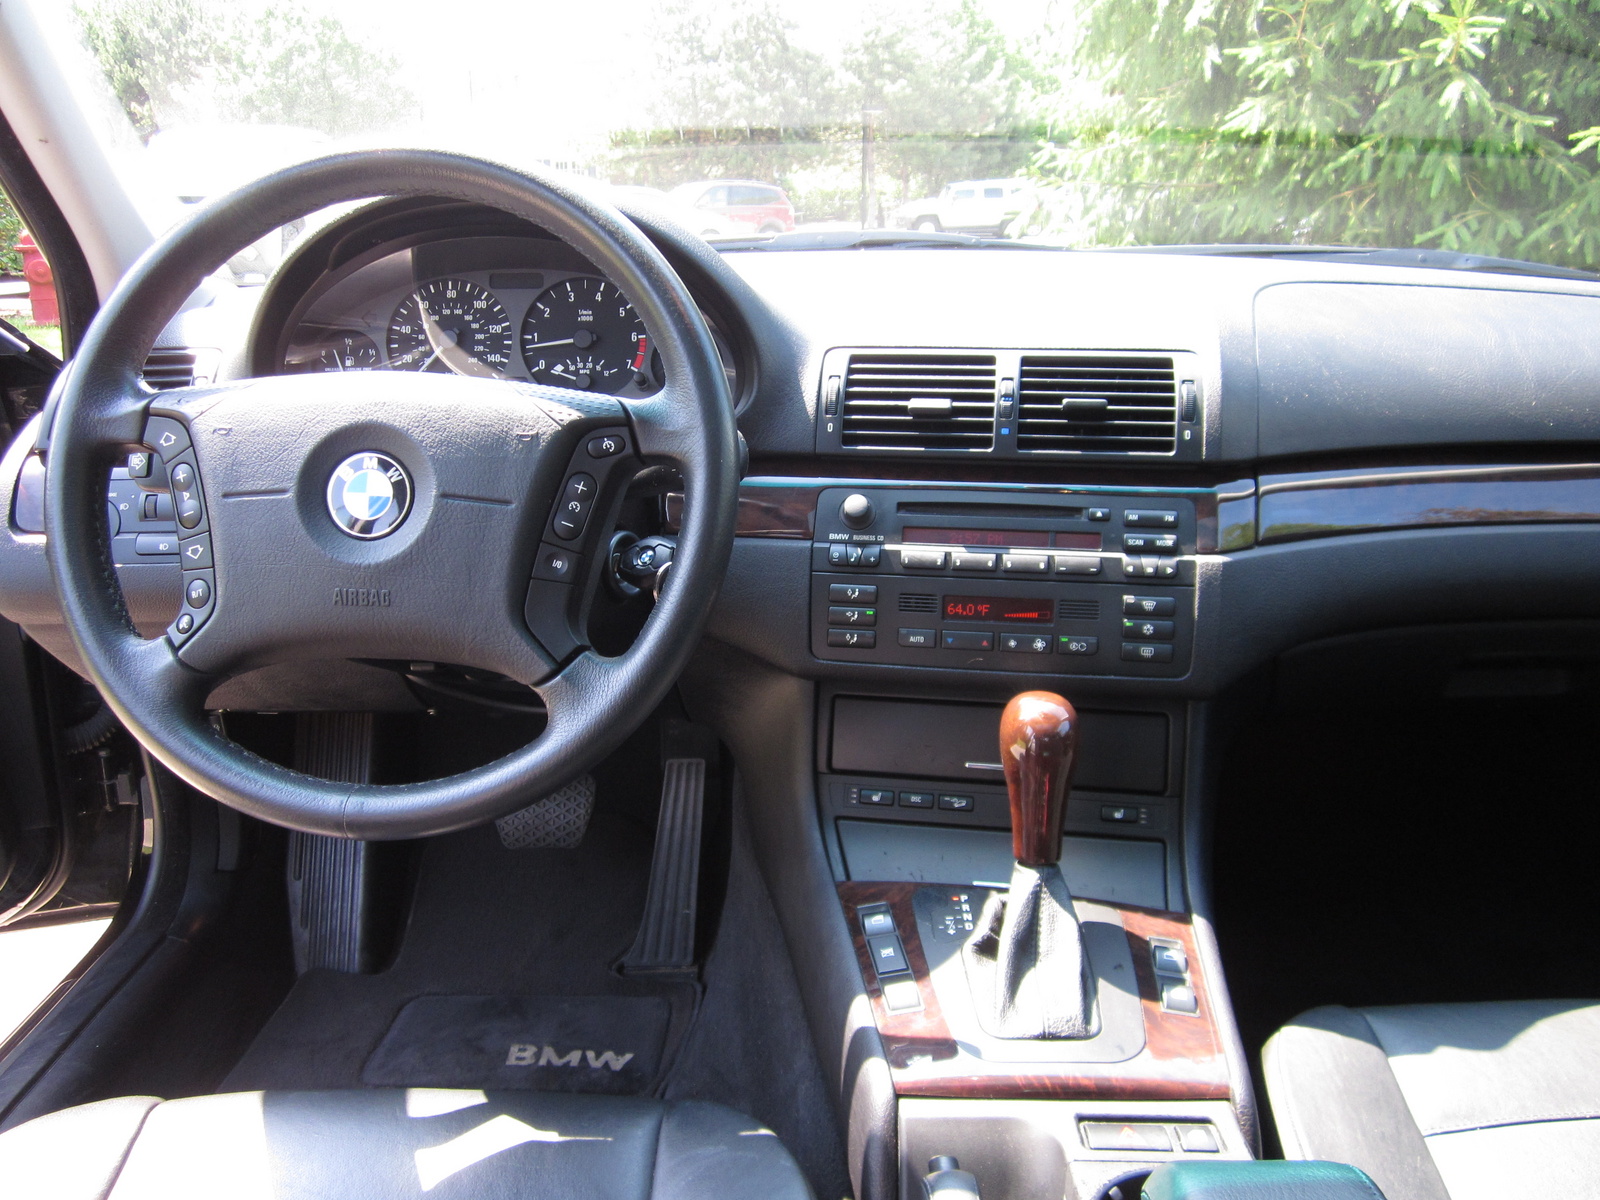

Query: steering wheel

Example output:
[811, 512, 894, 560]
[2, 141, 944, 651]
[43, 152, 739, 839]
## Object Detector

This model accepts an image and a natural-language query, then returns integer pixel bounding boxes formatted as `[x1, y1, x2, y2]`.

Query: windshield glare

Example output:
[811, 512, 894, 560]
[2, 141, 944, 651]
[32, 0, 1600, 272]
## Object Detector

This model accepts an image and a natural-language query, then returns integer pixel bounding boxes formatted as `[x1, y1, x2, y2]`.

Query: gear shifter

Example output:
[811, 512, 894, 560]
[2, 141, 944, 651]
[962, 690, 1094, 1039]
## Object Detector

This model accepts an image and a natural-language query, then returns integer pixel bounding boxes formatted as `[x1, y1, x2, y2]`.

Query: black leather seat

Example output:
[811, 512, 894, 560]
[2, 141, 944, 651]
[1264, 1000, 1600, 1200]
[0, 1088, 814, 1200]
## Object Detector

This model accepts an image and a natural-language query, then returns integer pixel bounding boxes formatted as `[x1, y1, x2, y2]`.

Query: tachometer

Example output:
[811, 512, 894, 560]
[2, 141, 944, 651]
[387, 279, 513, 377]
[520, 275, 650, 394]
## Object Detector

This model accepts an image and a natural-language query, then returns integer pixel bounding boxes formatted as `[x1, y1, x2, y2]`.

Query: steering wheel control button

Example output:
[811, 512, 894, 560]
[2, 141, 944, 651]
[167, 568, 215, 647]
[175, 491, 203, 530]
[1058, 635, 1099, 656]
[178, 535, 213, 570]
[552, 472, 597, 540]
[1123, 594, 1176, 616]
[143, 416, 191, 461]
[586, 434, 627, 459]
[169, 462, 195, 492]
[175, 613, 194, 635]
[135, 533, 178, 556]
[327, 452, 412, 540]
[1122, 642, 1175, 663]
[826, 628, 875, 649]
[532, 543, 582, 583]
[127, 450, 153, 479]
[185, 576, 212, 608]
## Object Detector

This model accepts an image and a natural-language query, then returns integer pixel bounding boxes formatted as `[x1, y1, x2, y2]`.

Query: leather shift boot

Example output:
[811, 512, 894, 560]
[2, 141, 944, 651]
[962, 861, 1094, 1039]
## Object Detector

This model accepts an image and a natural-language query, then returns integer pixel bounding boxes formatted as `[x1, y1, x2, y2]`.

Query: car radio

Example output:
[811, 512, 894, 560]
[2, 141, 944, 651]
[809, 487, 1195, 676]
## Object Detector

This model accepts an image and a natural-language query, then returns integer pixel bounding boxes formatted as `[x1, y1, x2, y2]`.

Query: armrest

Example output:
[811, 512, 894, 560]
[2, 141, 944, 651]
[1143, 1161, 1388, 1200]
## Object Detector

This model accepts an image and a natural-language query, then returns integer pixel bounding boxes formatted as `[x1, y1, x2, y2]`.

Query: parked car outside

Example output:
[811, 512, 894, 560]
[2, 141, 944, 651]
[667, 179, 796, 235]
[893, 178, 1038, 236]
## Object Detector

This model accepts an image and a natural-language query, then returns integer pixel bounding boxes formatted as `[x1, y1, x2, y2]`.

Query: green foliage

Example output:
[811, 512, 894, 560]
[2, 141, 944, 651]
[0, 186, 21, 277]
[1033, 0, 1600, 267]
[608, 0, 1042, 213]
[74, 0, 413, 140]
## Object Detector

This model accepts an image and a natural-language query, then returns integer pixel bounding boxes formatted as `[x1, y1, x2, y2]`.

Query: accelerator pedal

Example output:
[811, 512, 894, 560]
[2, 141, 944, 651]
[618, 757, 706, 977]
[287, 711, 376, 974]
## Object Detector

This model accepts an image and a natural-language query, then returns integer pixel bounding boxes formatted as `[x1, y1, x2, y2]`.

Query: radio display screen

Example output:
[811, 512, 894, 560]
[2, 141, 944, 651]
[1054, 532, 1102, 550]
[942, 595, 1054, 624]
[904, 526, 1050, 548]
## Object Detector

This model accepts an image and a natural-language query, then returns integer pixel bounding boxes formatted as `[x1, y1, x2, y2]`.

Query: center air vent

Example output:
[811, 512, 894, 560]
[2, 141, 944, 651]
[141, 349, 200, 390]
[840, 353, 997, 451]
[1017, 356, 1177, 454]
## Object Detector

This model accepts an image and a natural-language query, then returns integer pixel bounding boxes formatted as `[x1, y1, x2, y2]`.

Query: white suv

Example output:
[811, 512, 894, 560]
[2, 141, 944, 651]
[893, 178, 1037, 237]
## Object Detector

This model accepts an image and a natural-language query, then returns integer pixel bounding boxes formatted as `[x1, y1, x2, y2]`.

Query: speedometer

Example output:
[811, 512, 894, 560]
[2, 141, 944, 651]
[520, 276, 650, 394]
[387, 279, 513, 377]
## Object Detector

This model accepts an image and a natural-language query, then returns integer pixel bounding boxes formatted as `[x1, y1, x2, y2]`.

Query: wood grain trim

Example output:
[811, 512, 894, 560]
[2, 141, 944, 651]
[839, 882, 1230, 1102]
[1258, 463, 1600, 544]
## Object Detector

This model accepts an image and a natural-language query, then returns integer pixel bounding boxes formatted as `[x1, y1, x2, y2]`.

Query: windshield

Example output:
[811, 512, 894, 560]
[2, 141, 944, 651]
[24, 0, 1600, 271]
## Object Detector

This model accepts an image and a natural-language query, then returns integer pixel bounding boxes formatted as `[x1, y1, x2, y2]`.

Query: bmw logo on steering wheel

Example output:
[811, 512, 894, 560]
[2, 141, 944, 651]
[326, 452, 413, 539]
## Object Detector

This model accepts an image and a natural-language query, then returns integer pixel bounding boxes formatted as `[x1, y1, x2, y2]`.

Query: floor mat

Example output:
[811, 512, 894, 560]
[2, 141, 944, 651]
[363, 994, 671, 1094]
[223, 812, 696, 1093]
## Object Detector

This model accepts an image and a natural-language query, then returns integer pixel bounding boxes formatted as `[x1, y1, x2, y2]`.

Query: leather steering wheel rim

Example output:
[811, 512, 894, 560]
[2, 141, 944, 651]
[44, 151, 739, 839]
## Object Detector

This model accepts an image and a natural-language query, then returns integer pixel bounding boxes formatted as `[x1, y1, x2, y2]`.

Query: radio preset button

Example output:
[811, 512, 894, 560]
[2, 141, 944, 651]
[1054, 554, 1102, 576]
[951, 552, 997, 571]
[941, 630, 994, 651]
[1123, 594, 1176, 616]
[1000, 632, 1053, 654]
[900, 549, 948, 570]
[1058, 635, 1099, 656]
[898, 628, 936, 648]
[830, 583, 877, 603]
[1123, 618, 1175, 640]
[1001, 553, 1050, 574]
[1122, 642, 1175, 663]
[827, 629, 876, 649]
[828, 606, 876, 627]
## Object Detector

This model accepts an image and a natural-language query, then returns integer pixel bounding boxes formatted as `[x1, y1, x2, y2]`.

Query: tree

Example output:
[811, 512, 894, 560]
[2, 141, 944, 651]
[74, 0, 413, 141]
[1032, 0, 1600, 268]
[843, 0, 1046, 206]
[0, 187, 22, 277]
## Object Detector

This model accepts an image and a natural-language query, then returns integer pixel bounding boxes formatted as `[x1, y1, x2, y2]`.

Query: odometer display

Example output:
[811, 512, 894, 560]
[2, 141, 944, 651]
[387, 278, 513, 377]
[942, 595, 1054, 624]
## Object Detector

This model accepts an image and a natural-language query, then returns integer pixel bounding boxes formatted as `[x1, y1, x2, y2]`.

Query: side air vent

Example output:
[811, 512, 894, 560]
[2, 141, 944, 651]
[141, 349, 199, 390]
[840, 353, 997, 451]
[899, 593, 939, 613]
[1017, 355, 1177, 454]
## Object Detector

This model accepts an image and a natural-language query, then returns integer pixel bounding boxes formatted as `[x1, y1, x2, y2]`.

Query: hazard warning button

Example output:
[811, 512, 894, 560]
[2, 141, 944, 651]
[1079, 1121, 1174, 1152]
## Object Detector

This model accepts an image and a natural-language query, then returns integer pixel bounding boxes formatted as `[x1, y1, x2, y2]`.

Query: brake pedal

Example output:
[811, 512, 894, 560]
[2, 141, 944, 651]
[495, 774, 596, 849]
[618, 758, 706, 977]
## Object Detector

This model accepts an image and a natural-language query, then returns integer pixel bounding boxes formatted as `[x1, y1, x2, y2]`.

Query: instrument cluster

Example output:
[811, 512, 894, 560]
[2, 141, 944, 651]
[278, 235, 737, 400]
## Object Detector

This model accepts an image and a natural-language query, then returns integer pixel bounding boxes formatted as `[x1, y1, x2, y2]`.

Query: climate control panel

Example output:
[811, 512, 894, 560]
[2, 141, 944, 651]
[808, 487, 1196, 677]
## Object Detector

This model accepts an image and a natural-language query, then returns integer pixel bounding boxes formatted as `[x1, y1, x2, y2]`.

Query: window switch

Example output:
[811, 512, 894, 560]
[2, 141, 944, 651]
[1152, 944, 1188, 976]
[857, 905, 895, 937]
[1161, 980, 1199, 1014]
[866, 933, 909, 976]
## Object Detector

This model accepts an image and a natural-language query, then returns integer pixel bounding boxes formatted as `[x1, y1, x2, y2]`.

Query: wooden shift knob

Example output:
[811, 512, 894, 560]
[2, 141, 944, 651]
[1000, 691, 1079, 867]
